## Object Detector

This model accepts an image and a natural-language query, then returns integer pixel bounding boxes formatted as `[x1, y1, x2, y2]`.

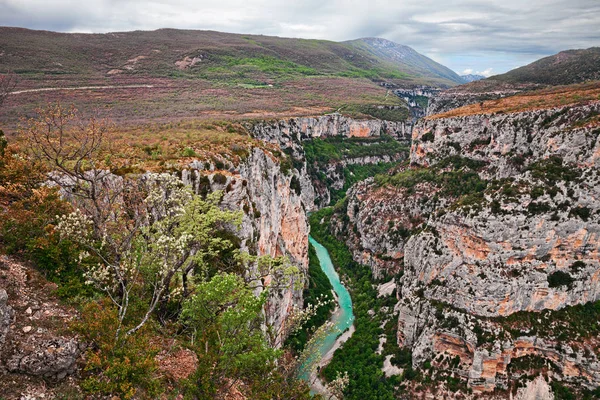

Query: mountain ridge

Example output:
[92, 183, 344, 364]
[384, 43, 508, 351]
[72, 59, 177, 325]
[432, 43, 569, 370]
[0, 27, 461, 87]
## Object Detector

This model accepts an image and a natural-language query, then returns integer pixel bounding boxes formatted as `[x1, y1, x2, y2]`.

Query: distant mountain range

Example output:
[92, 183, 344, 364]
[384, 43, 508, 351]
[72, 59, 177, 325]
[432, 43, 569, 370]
[0, 27, 463, 87]
[460, 74, 485, 83]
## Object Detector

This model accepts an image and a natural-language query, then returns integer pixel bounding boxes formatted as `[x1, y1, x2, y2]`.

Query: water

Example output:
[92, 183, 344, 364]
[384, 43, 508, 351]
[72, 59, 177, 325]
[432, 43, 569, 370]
[299, 236, 355, 383]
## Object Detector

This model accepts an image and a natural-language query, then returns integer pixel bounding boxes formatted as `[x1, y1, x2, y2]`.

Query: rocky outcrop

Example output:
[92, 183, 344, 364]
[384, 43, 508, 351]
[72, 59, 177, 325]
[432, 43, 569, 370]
[515, 375, 554, 400]
[336, 99, 600, 394]
[250, 115, 412, 208]
[413, 103, 600, 175]
[0, 289, 13, 347]
[250, 114, 412, 144]
[181, 148, 310, 345]
[6, 338, 81, 380]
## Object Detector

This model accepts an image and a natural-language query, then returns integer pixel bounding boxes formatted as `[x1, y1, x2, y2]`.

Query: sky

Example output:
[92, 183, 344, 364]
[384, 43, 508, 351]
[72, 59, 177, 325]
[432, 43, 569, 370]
[1, 0, 599, 76]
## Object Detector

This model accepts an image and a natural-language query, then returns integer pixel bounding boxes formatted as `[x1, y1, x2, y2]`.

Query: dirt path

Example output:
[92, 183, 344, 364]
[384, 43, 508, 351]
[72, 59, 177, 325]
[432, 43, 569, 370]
[10, 84, 155, 95]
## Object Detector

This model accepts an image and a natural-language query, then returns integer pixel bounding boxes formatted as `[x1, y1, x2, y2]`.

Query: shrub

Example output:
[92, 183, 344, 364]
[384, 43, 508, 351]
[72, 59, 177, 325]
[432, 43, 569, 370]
[212, 173, 227, 185]
[548, 271, 575, 288]
[182, 147, 196, 157]
[72, 300, 163, 399]
[422, 131, 435, 142]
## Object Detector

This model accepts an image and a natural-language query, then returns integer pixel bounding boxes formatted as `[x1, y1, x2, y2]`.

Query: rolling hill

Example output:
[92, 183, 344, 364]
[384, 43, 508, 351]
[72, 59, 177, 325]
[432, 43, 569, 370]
[0, 27, 460, 87]
[489, 47, 600, 86]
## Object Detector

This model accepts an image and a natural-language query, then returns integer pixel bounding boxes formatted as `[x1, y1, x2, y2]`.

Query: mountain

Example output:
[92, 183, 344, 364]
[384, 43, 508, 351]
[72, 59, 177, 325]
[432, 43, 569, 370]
[460, 73, 485, 82]
[0, 27, 460, 87]
[489, 47, 600, 86]
[344, 37, 465, 86]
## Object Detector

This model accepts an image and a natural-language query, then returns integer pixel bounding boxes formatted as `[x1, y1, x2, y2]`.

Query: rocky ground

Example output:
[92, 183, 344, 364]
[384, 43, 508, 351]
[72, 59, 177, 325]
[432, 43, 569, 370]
[0, 255, 83, 399]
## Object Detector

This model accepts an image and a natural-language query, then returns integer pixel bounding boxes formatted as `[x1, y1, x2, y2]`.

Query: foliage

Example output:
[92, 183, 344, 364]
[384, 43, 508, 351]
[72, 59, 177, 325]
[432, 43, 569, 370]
[340, 104, 409, 122]
[527, 155, 581, 184]
[286, 243, 335, 352]
[72, 299, 162, 399]
[309, 208, 397, 399]
[304, 135, 408, 166]
[375, 161, 487, 198]
[181, 273, 279, 390]
[303, 135, 408, 204]
[0, 140, 92, 299]
[547, 270, 575, 288]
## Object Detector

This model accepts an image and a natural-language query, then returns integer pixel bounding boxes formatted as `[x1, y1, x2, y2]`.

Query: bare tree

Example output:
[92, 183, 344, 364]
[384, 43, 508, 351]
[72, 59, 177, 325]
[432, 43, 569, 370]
[0, 71, 17, 109]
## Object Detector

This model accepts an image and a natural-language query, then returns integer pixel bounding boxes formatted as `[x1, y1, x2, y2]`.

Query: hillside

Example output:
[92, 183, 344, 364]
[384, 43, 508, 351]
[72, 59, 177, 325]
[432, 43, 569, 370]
[0, 28, 461, 87]
[490, 47, 600, 86]
[0, 27, 464, 130]
[343, 37, 465, 86]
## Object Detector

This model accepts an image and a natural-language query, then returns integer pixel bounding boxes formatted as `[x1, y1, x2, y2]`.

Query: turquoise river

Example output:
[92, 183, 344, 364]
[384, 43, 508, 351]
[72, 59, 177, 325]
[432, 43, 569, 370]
[299, 236, 355, 386]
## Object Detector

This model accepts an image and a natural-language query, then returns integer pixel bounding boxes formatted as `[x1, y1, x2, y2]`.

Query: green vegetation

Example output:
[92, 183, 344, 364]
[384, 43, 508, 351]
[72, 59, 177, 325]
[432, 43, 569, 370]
[330, 162, 400, 204]
[286, 243, 335, 352]
[340, 104, 410, 122]
[303, 135, 409, 204]
[527, 155, 581, 185]
[304, 135, 409, 165]
[375, 161, 487, 198]
[309, 207, 399, 399]
[547, 270, 575, 288]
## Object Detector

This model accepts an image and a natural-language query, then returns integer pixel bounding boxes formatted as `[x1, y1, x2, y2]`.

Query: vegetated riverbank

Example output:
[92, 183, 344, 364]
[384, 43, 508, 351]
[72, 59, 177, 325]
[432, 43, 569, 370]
[298, 236, 355, 395]
[308, 206, 403, 400]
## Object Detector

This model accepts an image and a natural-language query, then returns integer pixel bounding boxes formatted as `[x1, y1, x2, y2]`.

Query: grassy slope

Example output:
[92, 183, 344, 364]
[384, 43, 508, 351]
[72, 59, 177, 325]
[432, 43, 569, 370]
[429, 81, 600, 119]
[0, 27, 461, 86]
[0, 27, 463, 130]
[449, 47, 600, 94]
[490, 47, 600, 86]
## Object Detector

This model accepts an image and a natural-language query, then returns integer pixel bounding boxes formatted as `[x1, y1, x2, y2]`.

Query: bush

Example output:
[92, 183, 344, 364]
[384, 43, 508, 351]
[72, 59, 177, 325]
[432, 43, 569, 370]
[182, 147, 196, 157]
[421, 131, 435, 142]
[548, 271, 575, 288]
[212, 173, 227, 185]
[72, 300, 163, 399]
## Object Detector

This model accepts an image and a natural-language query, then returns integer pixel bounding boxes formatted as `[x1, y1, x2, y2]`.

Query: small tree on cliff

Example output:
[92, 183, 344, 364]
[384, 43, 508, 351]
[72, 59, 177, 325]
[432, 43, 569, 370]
[22, 104, 244, 338]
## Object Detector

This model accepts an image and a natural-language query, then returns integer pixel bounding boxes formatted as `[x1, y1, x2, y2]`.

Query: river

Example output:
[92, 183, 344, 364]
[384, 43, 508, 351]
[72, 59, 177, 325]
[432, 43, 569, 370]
[299, 236, 355, 393]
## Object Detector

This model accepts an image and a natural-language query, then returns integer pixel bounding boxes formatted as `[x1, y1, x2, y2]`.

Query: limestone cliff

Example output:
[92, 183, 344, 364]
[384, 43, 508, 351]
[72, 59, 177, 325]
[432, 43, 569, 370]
[181, 148, 310, 345]
[335, 100, 600, 394]
[250, 114, 412, 208]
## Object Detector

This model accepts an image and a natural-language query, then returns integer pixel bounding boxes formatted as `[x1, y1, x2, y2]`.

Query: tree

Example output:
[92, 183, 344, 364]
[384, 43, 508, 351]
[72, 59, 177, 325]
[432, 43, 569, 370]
[326, 371, 349, 399]
[180, 273, 279, 391]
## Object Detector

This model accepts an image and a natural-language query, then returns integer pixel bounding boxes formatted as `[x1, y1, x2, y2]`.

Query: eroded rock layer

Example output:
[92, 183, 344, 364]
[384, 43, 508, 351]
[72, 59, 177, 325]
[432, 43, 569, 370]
[335, 100, 600, 393]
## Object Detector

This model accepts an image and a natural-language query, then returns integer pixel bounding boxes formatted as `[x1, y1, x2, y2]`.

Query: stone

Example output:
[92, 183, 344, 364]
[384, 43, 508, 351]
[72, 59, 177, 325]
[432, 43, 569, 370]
[0, 289, 14, 346]
[6, 338, 80, 380]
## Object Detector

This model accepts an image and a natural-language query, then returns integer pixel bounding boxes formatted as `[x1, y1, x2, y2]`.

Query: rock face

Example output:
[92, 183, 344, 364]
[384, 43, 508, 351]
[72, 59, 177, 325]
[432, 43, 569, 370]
[250, 114, 412, 145]
[251, 115, 412, 208]
[335, 100, 600, 394]
[0, 289, 13, 347]
[515, 375, 554, 400]
[181, 148, 309, 345]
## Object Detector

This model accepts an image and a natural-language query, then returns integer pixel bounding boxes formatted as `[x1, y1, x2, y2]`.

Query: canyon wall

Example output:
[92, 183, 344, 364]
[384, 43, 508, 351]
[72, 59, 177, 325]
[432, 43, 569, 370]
[335, 101, 600, 393]
[251, 114, 412, 208]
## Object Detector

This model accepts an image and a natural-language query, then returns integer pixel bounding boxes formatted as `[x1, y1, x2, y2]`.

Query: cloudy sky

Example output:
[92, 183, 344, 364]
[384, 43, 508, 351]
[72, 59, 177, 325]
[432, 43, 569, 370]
[1, 0, 599, 76]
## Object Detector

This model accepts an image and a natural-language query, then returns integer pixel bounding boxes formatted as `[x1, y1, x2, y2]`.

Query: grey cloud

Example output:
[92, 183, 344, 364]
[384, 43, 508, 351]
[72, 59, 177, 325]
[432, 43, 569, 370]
[0, 0, 598, 73]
